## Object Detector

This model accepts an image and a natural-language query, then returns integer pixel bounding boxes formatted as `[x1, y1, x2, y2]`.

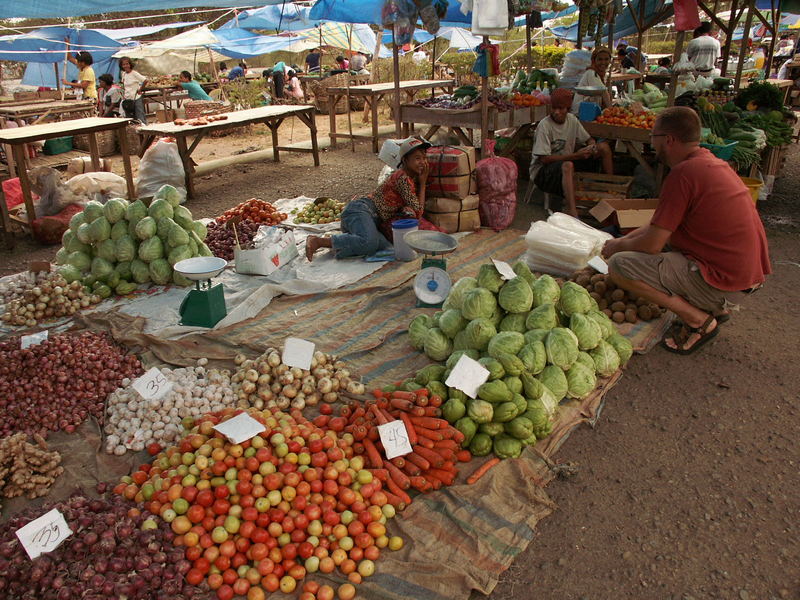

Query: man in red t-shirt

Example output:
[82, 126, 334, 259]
[602, 107, 771, 354]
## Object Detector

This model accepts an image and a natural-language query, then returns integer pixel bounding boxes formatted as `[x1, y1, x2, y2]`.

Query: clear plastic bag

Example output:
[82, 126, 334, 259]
[135, 138, 186, 202]
[546, 212, 612, 255]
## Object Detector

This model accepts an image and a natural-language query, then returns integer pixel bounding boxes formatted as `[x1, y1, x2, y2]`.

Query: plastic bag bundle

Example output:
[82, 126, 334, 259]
[476, 141, 517, 231]
[559, 50, 592, 88]
[524, 220, 596, 274]
[135, 138, 186, 202]
[672, 52, 695, 74]
[546, 212, 612, 255]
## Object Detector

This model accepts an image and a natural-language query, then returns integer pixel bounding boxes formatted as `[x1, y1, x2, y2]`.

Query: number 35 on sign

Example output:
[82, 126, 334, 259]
[15, 508, 72, 559]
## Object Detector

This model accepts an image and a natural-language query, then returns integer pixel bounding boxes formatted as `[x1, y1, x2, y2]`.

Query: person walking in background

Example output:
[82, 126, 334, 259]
[118, 56, 148, 124]
[62, 43, 96, 100]
[305, 48, 322, 73]
[687, 22, 721, 76]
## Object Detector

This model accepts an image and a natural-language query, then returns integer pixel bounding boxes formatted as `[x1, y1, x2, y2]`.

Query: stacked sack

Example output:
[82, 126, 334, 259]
[558, 50, 592, 89]
[424, 145, 481, 233]
[524, 212, 612, 277]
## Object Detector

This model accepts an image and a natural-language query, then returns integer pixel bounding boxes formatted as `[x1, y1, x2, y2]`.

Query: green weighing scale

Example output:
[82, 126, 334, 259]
[174, 257, 228, 327]
[403, 230, 459, 308]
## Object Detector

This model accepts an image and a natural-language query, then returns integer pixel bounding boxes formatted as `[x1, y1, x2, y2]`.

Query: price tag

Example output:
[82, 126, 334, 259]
[445, 355, 490, 399]
[282, 337, 315, 370]
[588, 255, 609, 274]
[132, 367, 173, 401]
[377, 420, 413, 460]
[213, 412, 266, 444]
[20, 330, 48, 349]
[491, 259, 517, 281]
[15, 508, 72, 560]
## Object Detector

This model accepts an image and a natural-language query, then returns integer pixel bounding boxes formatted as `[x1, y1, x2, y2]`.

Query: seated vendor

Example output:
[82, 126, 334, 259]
[306, 136, 430, 261]
[178, 71, 213, 101]
[654, 56, 672, 74]
[572, 47, 612, 114]
[602, 107, 771, 355]
[529, 88, 613, 217]
[97, 74, 123, 117]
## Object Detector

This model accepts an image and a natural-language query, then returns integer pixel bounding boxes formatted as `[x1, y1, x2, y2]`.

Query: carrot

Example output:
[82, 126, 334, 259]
[414, 395, 429, 407]
[451, 429, 465, 444]
[428, 395, 443, 408]
[414, 387, 429, 398]
[362, 438, 383, 468]
[426, 468, 456, 485]
[404, 452, 430, 471]
[371, 389, 384, 399]
[429, 477, 442, 490]
[353, 442, 365, 456]
[384, 462, 411, 490]
[398, 412, 418, 445]
[313, 415, 329, 427]
[456, 449, 472, 463]
[413, 435, 434, 450]
[400, 461, 421, 477]
[376, 397, 390, 410]
[377, 406, 395, 424]
[369, 468, 389, 482]
[421, 406, 441, 417]
[432, 439, 459, 450]
[435, 448, 456, 462]
[466, 457, 500, 484]
[390, 390, 417, 401]
[370, 405, 389, 426]
[367, 427, 379, 442]
[383, 490, 409, 510]
[409, 476, 432, 492]
[410, 406, 426, 417]
[340, 405, 352, 419]
[414, 427, 444, 442]
[408, 416, 448, 430]
[412, 445, 445, 469]
[389, 398, 415, 412]
[439, 461, 456, 472]
[349, 407, 366, 422]
[389, 457, 405, 469]
[384, 477, 412, 505]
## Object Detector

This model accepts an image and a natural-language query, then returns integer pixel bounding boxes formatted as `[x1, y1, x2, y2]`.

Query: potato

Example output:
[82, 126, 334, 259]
[612, 311, 626, 323]
[590, 273, 605, 283]
[594, 281, 607, 296]
[637, 305, 653, 320]
[626, 302, 638, 312]
[586, 283, 595, 293]
[610, 288, 625, 302]
[605, 279, 617, 292]
[647, 303, 661, 314]
[576, 275, 591, 287]
[589, 292, 601, 302]
[624, 308, 638, 323]
[610, 301, 627, 313]
[636, 296, 648, 306]
[602, 308, 613, 317]
[598, 298, 608, 311]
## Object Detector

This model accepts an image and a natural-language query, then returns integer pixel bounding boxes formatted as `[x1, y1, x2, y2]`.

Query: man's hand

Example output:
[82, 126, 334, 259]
[577, 146, 593, 159]
[601, 238, 622, 259]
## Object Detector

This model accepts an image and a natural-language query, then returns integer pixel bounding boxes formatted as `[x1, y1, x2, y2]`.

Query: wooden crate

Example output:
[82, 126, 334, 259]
[760, 144, 788, 177]
[72, 129, 117, 156]
[576, 172, 634, 196]
[581, 121, 652, 143]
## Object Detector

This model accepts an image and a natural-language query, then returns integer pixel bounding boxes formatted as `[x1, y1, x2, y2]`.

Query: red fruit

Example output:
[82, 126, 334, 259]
[216, 584, 234, 600]
[196, 489, 214, 507]
[212, 499, 230, 516]
[187, 505, 206, 524]
[214, 486, 230, 499]
[147, 443, 163, 456]
[236, 480, 253, 496]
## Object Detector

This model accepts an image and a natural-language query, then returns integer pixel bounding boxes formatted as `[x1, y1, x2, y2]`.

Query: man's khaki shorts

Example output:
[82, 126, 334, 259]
[607, 251, 745, 313]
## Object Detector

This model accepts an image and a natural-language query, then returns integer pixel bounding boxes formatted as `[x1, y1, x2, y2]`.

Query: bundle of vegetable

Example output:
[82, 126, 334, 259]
[1, 273, 101, 328]
[406, 262, 633, 459]
[511, 69, 557, 94]
[0, 332, 142, 438]
[738, 111, 792, 147]
[314, 389, 470, 504]
[569, 269, 664, 323]
[54, 184, 212, 295]
[735, 80, 784, 112]
[0, 493, 206, 599]
[216, 198, 288, 226]
[231, 348, 364, 412]
[104, 360, 235, 455]
[630, 83, 668, 111]
[205, 219, 259, 261]
[291, 197, 346, 225]
[0, 432, 63, 506]
[113, 407, 403, 598]
[727, 126, 764, 170]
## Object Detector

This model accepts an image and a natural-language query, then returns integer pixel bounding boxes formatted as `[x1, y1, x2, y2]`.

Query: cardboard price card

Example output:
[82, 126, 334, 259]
[20, 330, 48, 349]
[377, 420, 413, 460]
[491, 258, 517, 280]
[445, 355, 490, 399]
[282, 338, 315, 370]
[132, 367, 173, 401]
[213, 412, 266, 444]
[15, 508, 72, 560]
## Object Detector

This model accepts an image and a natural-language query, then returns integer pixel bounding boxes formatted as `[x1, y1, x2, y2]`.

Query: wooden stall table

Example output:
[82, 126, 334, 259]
[400, 104, 548, 154]
[0, 117, 134, 248]
[0, 99, 96, 127]
[741, 78, 794, 105]
[582, 121, 663, 189]
[326, 80, 455, 153]
[142, 83, 218, 116]
[137, 105, 320, 199]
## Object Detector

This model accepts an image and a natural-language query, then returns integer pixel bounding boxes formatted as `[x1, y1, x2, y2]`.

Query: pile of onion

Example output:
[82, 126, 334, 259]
[205, 219, 259, 261]
[0, 492, 206, 600]
[1, 272, 101, 329]
[0, 332, 142, 438]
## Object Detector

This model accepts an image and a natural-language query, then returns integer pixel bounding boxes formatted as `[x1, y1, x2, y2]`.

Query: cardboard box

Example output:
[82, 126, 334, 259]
[426, 145, 477, 200]
[234, 229, 298, 276]
[425, 194, 479, 214]
[589, 199, 659, 230]
[425, 209, 481, 234]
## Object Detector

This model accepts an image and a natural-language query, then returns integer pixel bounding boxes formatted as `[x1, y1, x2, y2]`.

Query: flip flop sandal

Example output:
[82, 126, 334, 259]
[661, 315, 719, 355]
[672, 312, 729, 331]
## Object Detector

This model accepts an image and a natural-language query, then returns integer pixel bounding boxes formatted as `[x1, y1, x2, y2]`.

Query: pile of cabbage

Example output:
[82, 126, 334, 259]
[54, 185, 211, 297]
[406, 261, 633, 460]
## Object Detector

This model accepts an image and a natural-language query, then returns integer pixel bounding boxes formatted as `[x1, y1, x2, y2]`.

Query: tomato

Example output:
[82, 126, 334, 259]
[207, 572, 223, 590]
[147, 443, 162, 456]
[196, 489, 214, 507]
[232, 578, 250, 596]
[256, 558, 275, 576]
[187, 505, 205, 524]
[186, 568, 204, 586]
[216, 584, 234, 600]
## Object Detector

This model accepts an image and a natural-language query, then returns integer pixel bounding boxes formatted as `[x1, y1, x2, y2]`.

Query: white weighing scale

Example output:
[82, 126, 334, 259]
[403, 230, 458, 308]
[173, 257, 228, 327]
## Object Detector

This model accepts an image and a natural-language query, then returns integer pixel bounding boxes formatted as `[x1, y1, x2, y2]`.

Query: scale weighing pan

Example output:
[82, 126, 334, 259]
[575, 86, 605, 96]
[174, 256, 227, 281]
[404, 230, 458, 256]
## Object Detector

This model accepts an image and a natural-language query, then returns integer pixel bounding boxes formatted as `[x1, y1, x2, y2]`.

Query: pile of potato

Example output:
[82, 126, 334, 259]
[570, 270, 664, 324]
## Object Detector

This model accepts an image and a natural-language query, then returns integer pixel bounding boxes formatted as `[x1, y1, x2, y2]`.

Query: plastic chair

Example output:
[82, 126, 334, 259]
[522, 179, 557, 214]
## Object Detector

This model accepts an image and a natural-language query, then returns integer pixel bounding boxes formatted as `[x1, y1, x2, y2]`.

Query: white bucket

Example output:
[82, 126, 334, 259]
[392, 219, 418, 261]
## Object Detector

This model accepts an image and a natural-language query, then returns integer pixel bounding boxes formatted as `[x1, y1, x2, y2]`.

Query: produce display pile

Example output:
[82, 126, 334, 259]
[407, 261, 632, 460]
[173, 115, 229, 127]
[629, 83, 668, 112]
[0, 332, 142, 438]
[205, 220, 260, 261]
[111, 407, 404, 599]
[290, 198, 345, 225]
[0, 433, 63, 507]
[510, 69, 557, 95]
[569, 269, 664, 323]
[216, 198, 288, 226]
[54, 184, 212, 294]
[0, 493, 206, 599]
[414, 86, 514, 111]
[594, 106, 656, 129]
[1, 270, 102, 328]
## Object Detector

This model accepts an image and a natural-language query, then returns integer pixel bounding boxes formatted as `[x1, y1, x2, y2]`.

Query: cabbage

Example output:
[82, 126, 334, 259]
[569, 313, 603, 351]
[478, 379, 512, 403]
[439, 309, 466, 339]
[88, 218, 112, 243]
[538, 365, 568, 400]
[130, 259, 151, 284]
[489, 307, 504, 328]
[586, 310, 616, 339]
[575, 351, 595, 371]
[466, 399, 494, 424]
[461, 287, 497, 320]
[69, 211, 85, 233]
[67, 251, 91, 272]
[442, 399, 466, 423]
[90, 257, 114, 280]
[558, 281, 593, 316]
[93, 284, 112, 299]
[76, 222, 92, 244]
[468, 432, 493, 456]
[476, 263, 504, 293]
[126, 199, 148, 222]
[442, 277, 478, 311]
[154, 184, 183, 207]
[197, 243, 213, 257]
[520, 372, 544, 400]
[494, 351, 524, 377]
[445, 349, 480, 369]
[173, 205, 193, 229]
[478, 356, 505, 380]
[173, 271, 193, 287]
[135, 217, 157, 240]
[607, 333, 633, 365]
[148, 198, 174, 220]
[55, 248, 69, 265]
[408, 314, 432, 350]
[187, 238, 199, 256]
[499, 313, 527, 333]
[168, 244, 193, 266]
[512, 261, 535, 286]
[115, 235, 137, 262]
[493, 433, 522, 459]
[545, 327, 579, 370]
[191, 221, 207, 242]
[531, 274, 561, 307]
[463, 318, 497, 351]
[103, 269, 120, 287]
[103, 198, 127, 223]
[524, 329, 550, 345]
[525, 303, 559, 330]
[95, 238, 116, 263]
[452, 330, 471, 351]
[110, 221, 128, 241]
[148, 258, 172, 285]
[116, 281, 138, 295]
[138, 236, 164, 262]
[487, 331, 525, 358]
[518, 341, 546, 375]
[168, 223, 190, 248]
[115, 261, 132, 281]
[590, 339, 621, 377]
[65, 233, 89, 254]
[157, 217, 176, 240]
[565, 362, 597, 398]
[58, 264, 82, 283]
[423, 327, 453, 362]
[82, 200, 104, 222]
[498, 277, 533, 314]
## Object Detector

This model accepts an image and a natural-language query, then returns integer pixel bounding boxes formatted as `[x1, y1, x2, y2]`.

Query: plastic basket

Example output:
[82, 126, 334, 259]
[700, 140, 738, 161]
[739, 176, 762, 204]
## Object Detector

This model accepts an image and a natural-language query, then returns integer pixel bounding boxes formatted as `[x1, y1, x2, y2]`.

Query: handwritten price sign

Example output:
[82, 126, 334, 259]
[15, 509, 72, 559]
[132, 367, 173, 401]
[377, 420, 413, 460]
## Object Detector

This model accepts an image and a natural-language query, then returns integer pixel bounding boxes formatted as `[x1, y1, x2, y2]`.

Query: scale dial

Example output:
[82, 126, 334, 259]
[413, 266, 452, 305]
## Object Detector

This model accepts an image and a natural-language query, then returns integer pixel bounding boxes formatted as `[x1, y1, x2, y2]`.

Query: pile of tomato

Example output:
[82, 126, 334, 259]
[217, 198, 288, 226]
[595, 106, 656, 130]
[511, 93, 546, 107]
[113, 407, 404, 600]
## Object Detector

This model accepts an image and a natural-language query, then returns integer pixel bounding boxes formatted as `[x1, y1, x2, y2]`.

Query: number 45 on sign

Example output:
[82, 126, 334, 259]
[378, 420, 413, 460]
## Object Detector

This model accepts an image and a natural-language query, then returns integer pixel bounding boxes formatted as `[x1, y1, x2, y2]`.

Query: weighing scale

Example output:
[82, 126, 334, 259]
[174, 257, 228, 327]
[404, 230, 458, 308]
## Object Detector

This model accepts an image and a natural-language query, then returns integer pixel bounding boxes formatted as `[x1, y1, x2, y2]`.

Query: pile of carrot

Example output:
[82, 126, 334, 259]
[313, 388, 471, 510]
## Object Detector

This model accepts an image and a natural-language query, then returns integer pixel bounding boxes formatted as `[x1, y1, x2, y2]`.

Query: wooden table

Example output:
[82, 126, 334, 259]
[0, 117, 134, 247]
[741, 78, 794, 104]
[143, 83, 219, 113]
[137, 105, 320, 199]
[0, 99, 96, 126]
[326, 80, 455, 152]
[582, 121, 663, 189]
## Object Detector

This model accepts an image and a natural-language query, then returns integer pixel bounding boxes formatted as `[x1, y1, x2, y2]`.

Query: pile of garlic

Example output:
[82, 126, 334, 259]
[103, 359, 235, 455]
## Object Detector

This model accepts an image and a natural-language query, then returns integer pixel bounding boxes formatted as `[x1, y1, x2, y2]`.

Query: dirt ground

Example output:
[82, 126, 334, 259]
[1, 113, 798, 600]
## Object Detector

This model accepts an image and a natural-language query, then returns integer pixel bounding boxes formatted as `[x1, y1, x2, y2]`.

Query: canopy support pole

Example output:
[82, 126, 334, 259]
[720, 0, 740, 77]
[54, 63, 60, 91]
[207, 48, 227, 103]
[606, 10, 616, 92]
[636, 0, 645, 71]
[667, 30, 686, 106]
[61, 20, 70, 102]
[480, 35, 489, 157]
[696, 0, 729, 33]
[432, 36, 437, 80]
[526, 18, 533, 72]
[576, 8, 583, 49]
[734, 0, 756, 92]
[764, 1, 780, 78]
[392, 26, 402, 137]
[346, 24, 355, 152]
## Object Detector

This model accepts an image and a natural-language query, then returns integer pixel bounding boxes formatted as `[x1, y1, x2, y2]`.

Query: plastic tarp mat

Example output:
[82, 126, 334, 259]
[219, 4, 322, 32]
[93, 21, 206, 40]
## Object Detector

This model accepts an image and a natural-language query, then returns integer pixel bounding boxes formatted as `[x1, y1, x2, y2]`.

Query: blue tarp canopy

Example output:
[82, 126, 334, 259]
[208, 27, 311, 57]
[219, 5, 322, 32]
[549, 0, 672, 45]
[308, 0, 475, 27]
[0, 0, 284, 20]
[92, 22, 206, 40]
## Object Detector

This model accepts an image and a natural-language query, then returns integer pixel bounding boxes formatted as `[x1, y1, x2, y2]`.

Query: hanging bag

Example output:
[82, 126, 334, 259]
[476, 140, 517, 231]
